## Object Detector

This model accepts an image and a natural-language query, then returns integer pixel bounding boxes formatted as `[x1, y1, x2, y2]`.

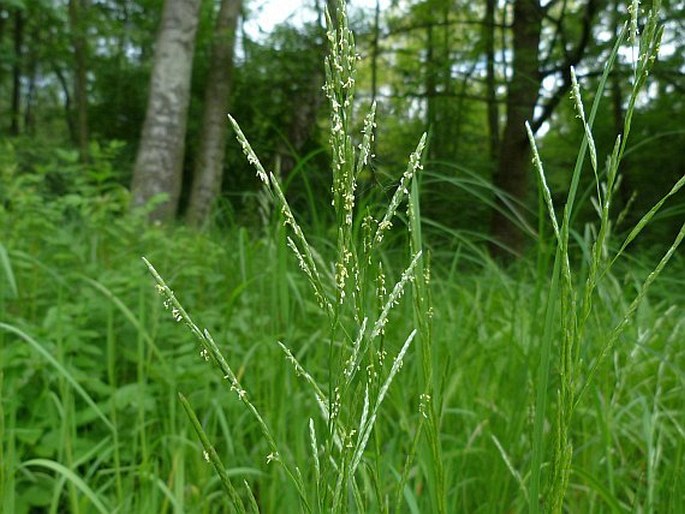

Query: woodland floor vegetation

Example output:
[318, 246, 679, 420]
[1, 158, 684, 512]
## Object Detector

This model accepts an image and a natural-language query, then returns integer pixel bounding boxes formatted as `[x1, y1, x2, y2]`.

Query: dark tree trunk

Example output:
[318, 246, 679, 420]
[425, 22, 437, 159]
[489, 0, 542, 257]
[611, 0, 632, 208]
[484, 0, 499, 162]
[186, 0, 241, 227]
[487, 0, 598, 258]
[276, 70, 324, 177]
[10, 9, 23, 136]
[68, 0, 90, 162]
[424, 2, 454, 161]
[53, 64, 76, 142]
[325, 0, 339, 29]
[24, 45, 37, 134]
[131, 0, 202, 222]
[273, 0, 337, 177]
[370, 0, 381, 154]
[437, 4, 452, 157]
[0, 8, 6, 48]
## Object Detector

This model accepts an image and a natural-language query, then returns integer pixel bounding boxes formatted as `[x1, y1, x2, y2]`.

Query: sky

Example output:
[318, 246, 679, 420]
[244, 0, 391, 38]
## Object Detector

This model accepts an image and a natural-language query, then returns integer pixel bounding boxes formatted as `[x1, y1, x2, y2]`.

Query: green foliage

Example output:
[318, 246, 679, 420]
[222, 21, 333, 220]
[1, 139, 130, 239]
[1, 135, 684, 512]
[1, 1, 684, 513]
[3, 0, 683, 238]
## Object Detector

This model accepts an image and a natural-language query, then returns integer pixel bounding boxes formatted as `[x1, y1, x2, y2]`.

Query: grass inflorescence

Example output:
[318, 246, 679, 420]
[145, 3, 438, 512]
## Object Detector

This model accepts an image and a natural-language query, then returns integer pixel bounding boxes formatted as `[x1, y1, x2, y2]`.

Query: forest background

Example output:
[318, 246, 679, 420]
[1, 0, 683, 248]
[1, 0, 684, 512]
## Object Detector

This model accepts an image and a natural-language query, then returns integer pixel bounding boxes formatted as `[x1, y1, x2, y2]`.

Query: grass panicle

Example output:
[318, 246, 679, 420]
[143, 1, 433, 512]
[526, 2, 681, 512]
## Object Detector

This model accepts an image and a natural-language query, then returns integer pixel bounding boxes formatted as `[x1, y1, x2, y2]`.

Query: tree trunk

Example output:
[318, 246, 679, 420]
[489, 0, 542, 257]
[68, 0, 90, 162]
[370, 0, 380, 157]
[611, 0, 632, 208]
[53, 64, 76, 142]
[274, 44, 325, 177]
[425, 22, 437, 159]
[325, 0, 339, 29]
[483, 0, 499, 163]
[0, 13, 5, 115]
[186, 0, 241, 227]
[24, 43, 37, 134]
[131, 0, 202, 222]
[0, 8, 6, 50]
[272, 1, 334, 177]
[10, 9, 23, 136]
[424, 2, 453, 161]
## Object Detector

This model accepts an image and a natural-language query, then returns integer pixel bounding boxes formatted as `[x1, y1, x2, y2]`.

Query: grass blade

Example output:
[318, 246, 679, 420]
[0, 322, 114, 433]
[20, 459, 110, 514]
[178, 392, 247, 514]
[0, 244, 18, 298]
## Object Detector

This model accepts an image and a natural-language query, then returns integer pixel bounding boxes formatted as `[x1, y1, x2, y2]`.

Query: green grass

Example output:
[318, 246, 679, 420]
[1, 195, 684, 512]
[2, 1, 685, 512]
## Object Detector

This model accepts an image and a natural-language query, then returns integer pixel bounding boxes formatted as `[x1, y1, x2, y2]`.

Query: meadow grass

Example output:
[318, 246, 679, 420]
[1, 189, 684, 512]
[1, 1, 685, 512]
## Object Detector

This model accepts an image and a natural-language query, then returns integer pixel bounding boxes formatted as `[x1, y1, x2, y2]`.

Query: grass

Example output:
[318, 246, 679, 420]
[1, 201, 684, 512]
[2, 0, 685, 512]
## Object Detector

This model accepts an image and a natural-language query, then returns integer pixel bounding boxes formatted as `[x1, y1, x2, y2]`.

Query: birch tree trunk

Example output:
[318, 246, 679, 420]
[131, 0, 202, 222]
[186, 0, 241, 227]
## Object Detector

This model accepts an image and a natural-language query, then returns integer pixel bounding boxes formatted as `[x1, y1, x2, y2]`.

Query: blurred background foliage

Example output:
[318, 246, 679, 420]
[0, 0, 682, 251]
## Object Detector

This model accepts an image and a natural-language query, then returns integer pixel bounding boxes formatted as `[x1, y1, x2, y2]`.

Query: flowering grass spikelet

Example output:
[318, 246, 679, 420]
[373, 134, 427, 248]
[370, 251, 422, 339]
[228, 114, 270, 188]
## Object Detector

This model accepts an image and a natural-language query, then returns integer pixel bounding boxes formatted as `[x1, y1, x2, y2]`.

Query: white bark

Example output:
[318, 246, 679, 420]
[186, 0, 241, 227]
[131, 0, 202, 221]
